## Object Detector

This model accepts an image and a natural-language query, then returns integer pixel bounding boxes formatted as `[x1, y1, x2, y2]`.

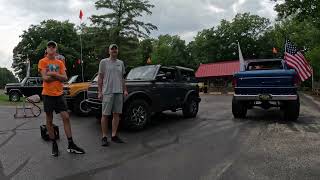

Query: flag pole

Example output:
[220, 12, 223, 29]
[79, 13, 84, 83]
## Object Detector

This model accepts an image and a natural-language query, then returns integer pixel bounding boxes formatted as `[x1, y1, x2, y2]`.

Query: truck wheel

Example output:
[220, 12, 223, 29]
[183, 96, 199, 118]
[283, 97, 300, 121]
[232, 97, 247, 118]
[9, 92, 20, 102]
[124, 99, 150, 130]
[73, 94, 90, 116]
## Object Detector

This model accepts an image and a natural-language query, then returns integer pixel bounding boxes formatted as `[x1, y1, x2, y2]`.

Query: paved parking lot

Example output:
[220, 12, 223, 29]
[1, 94, 320, 180]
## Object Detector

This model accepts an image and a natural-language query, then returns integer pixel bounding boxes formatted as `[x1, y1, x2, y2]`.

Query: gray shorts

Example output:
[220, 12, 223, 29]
[102, 93, 123, 116]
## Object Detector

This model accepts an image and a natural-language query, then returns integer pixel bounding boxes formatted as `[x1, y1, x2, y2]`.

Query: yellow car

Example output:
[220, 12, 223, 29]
[63, 74, 96, 116]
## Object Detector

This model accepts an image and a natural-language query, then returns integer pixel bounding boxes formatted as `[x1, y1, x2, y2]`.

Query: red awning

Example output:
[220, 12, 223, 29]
[195, 60, 240, 78]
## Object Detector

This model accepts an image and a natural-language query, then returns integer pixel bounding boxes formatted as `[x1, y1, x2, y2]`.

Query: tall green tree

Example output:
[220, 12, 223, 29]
[91, 0, 158, 45]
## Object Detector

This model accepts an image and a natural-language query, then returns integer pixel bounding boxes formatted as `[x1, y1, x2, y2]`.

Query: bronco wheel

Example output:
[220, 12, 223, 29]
[124, 99, 150, 130]
[183, 96, 199, 118]
[9, 92, 20, 102]
[283, 96, 300, 121]
[232, 97, 247, 119]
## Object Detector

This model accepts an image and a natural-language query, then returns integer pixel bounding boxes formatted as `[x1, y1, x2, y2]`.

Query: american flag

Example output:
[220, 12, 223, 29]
[284, 40, 312, 82]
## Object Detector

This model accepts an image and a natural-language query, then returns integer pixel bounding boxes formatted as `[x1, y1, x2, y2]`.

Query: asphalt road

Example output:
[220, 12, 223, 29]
[0, 94, 320, 180]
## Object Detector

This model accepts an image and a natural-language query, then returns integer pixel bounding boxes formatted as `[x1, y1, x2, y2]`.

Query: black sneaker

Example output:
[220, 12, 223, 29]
[52, 141, 59, 157]
[111, 136, 125, 144]
[101, 137, 109, 147]
[67, 143, 85, 154]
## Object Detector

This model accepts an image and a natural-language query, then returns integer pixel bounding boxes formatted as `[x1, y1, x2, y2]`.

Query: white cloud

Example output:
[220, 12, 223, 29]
[0, 0, 277, 72]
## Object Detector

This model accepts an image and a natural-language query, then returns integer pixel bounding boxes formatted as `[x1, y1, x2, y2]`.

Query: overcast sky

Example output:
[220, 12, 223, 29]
[0, 0, 277, 71]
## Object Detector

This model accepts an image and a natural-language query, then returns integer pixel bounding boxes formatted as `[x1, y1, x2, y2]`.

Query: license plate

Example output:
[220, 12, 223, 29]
[259, 94, 271, 100]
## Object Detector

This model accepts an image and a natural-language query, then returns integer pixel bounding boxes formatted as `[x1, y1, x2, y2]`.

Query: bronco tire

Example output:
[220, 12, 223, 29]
[232, 97, 247, 118]
[283, 97, 300, 121]
[124, 99, 150, 130]
[183, 96, 199, 118]
[9, 91, 20, 102]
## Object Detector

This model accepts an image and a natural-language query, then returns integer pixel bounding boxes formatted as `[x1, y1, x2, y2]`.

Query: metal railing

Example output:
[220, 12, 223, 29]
[313, 88, 320, 96]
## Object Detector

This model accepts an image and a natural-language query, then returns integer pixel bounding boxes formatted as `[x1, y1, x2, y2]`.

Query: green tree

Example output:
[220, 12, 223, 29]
[0, 68, 18, 89]
[139, 38, 153, 65]
[273, 0, 320, 26]
[188, 13, 272, 66]
[151, 35, 190, 68]
[91, 0, 158, 45]
[12, 20, 80, 79]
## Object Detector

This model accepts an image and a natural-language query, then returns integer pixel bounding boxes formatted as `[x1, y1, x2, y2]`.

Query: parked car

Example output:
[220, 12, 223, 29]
[63, 74, 96, 116]
[232, 59, 300, 121]
[5, 77, 43, 102]
[86, 65, 201, 130]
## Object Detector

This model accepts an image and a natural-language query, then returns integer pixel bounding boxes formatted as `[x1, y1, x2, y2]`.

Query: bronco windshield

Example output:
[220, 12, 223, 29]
[67, 75, 79, 84]
[126, 66, 157, 80]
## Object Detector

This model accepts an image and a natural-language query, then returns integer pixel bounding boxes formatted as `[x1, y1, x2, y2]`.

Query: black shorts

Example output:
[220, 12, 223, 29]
[43, 95, 68, 114]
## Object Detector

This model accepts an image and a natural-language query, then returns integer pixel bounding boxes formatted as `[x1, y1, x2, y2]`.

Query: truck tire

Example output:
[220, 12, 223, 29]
[232, 97, 247, 119]
[183, 96, 199, 118]
[283, 97, 300, 121]
[9, 92, 20, 102]
[124, 99, 150, 130]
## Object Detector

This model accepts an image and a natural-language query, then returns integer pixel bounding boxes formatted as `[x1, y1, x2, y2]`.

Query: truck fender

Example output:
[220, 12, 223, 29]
[183, 90, 197, 104]
[124, 91, 153, 106]
[9, 89, 22, 95]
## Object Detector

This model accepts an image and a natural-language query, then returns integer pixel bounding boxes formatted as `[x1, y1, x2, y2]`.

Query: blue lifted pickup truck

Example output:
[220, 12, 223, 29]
[232, 59, 300, 121]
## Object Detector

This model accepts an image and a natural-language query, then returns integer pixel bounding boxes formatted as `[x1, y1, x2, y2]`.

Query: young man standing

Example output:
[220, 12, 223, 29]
[98, 44, 128, 146]
[38, 41, 85, 156]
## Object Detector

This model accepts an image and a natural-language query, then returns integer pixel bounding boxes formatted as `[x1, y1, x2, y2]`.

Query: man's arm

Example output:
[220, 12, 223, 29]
[98, 73, 104, 100]
[123, 78, 127, 92]
[47, 71, 67, 82]
[40, 69, 55, 82]
[122, 62, 127, 94]
[98, 73, 104, 94]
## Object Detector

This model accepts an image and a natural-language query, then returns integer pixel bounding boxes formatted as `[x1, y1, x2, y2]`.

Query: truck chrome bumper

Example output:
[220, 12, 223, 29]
[233, 94, 298, 101]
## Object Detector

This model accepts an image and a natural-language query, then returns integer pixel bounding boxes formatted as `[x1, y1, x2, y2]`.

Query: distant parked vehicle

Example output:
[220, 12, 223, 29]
[4, 77, 43, 102]
[232, 59, 300, 121]
[63, 74, 96, 116]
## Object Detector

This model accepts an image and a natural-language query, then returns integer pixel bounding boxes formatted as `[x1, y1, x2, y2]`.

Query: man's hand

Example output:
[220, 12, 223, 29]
[124, 90, 128, 97]
[46, 71, 57, 77]
[98, 92, 103, 101]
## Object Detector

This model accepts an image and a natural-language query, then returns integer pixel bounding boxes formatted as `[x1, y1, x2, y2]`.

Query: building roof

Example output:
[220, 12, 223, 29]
[195, 60, 240, 78]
